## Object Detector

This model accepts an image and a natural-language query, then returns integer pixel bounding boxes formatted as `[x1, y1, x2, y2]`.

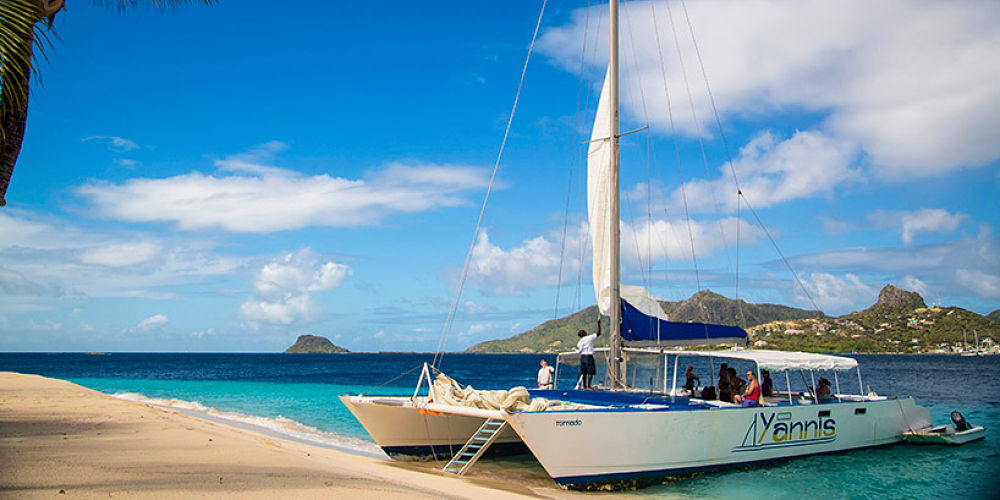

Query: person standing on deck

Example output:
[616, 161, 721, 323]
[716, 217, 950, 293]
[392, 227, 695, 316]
[576, 318, 601, 390]
[761, 369, 773, 397]
[537, 360, 555, 389]
[683, 365, 700, 392]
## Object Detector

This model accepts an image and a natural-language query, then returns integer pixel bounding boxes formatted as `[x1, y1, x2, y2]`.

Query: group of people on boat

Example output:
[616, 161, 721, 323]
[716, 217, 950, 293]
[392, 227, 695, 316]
[685, 363, 775, 407]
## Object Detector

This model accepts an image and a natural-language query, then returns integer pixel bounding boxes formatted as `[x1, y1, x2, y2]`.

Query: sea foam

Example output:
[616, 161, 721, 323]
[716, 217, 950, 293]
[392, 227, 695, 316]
[112, 391, 382, 456]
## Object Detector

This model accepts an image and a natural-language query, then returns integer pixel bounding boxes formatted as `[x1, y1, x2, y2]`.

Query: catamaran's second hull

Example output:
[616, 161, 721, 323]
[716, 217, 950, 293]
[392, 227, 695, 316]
[505, 397, 930, 488]
[338, 395, 525, 458]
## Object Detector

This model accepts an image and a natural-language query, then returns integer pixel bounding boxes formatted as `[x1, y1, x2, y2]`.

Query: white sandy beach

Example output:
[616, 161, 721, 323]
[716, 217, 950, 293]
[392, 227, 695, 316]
[0, 372, 617, 499]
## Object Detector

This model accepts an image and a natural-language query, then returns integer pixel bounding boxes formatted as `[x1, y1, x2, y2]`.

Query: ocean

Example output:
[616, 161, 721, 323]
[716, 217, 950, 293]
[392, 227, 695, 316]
[1, 352, 997, 498]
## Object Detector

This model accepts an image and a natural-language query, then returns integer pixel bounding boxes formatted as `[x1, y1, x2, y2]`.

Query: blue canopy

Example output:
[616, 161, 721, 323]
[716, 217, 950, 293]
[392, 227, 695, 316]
[620, 299, 748, 347]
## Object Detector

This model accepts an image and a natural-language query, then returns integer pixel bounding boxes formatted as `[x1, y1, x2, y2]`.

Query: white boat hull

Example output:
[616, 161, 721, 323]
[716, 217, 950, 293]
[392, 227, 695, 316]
[338, 395, 524, 458]
[505, 398, 930, 488]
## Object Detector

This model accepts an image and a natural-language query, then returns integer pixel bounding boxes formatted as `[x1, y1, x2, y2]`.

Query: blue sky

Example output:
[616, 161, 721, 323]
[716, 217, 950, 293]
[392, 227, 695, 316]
[1, 0, 997, 352]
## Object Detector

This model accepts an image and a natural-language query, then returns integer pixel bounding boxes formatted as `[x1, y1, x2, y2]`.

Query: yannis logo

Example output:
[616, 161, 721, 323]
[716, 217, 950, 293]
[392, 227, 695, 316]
[734, 412, 836, 452]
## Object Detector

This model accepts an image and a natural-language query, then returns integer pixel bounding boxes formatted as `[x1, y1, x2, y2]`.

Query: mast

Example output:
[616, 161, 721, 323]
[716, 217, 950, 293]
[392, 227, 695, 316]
[608, 0, 623, 388]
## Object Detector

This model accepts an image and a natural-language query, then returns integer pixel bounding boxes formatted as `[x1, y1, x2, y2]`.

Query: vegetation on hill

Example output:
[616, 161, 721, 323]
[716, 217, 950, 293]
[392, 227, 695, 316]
[987, 310, 1000, 322]
[713, 284, 998, 353]
[284, 335, 349, 353]
[465, 290, 823, 353]
[466, 285, 999, 354]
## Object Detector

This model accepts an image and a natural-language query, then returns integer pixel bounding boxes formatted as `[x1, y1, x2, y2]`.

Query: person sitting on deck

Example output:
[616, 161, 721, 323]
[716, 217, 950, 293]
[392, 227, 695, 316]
[815, 377, 833, 401]
[761, 369, 773, 397]
[717, 365, 731, 402]
[734, 370, 760, 407]
[728, 368, 745, 403]
[683, 365, 700, 392]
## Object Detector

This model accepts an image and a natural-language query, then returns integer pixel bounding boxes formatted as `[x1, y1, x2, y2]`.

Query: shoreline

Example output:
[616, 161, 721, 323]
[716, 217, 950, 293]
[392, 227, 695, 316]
[0, 372, 609, 499]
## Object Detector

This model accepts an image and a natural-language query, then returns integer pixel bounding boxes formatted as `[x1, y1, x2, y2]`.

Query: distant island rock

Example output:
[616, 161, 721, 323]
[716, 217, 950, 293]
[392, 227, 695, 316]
[284, 335, 349, 353]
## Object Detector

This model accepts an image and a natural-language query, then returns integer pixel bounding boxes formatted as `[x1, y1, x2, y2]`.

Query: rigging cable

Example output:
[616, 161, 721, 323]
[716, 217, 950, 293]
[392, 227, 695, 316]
[662, 0, 739, 297]
[677, 0, 822, 315]
[648, 0, 716, 360]
[648, 0, 701, 296]
[555, 0, 593, 320]
[575, 7, 606, 314]
[431, 0, 549, 369]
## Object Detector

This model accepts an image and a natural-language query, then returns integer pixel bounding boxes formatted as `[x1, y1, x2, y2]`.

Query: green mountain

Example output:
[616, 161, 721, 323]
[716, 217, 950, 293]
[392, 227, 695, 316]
[752, 285, 998, 353]
[465, 290, 823, 353]
[465, 285, 999, 354]
[284, 334, 349, 353]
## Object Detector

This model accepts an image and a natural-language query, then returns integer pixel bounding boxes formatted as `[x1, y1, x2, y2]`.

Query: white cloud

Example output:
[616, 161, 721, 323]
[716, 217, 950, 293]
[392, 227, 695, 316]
[955, 269, 1000, 299]
[665, 131, 859, 213]
[622, 216, 762, 265]
[29, 319, 63, 331]
[192, 327, 215, 338]
[463, 301, 494, 314]
[467, 230, 573, 296]
[795, 272, 877, 315]
[784, 227, 999, 306]
[902, 275, 932, 300]
[137, 314, 168, 330]
[83, 135, 140, 152]
[466, 323, 495, 336]
[869, 209, 966, 245]
[0, 210, 247, 299]
[540, 0, 1000, 179]
[77, 144, 493, 233]
[214, 141, 295, 177]
[467, 216, 760, 296]
[374, 330, 385, 339]
[80, 242, 158, 267]
[239, 248, 352, 325]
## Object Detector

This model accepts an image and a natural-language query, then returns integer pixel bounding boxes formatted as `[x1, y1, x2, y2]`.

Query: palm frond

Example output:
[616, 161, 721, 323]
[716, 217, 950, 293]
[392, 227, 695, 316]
[1, 1, 39, 110]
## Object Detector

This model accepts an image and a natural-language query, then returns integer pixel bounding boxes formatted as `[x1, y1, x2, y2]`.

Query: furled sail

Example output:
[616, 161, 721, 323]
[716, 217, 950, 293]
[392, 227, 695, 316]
[587, 67, 746, 347]
[587, 68, 671, 324]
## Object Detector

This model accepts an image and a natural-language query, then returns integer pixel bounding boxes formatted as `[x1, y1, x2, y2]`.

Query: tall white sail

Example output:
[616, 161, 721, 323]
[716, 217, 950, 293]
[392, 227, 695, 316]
[588, 68, 615, 316]
[587, 69, 671, 323]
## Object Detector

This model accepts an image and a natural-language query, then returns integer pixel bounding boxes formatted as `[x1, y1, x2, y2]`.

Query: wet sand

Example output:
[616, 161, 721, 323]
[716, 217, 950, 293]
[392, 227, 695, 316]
[0, 372, 614, 499]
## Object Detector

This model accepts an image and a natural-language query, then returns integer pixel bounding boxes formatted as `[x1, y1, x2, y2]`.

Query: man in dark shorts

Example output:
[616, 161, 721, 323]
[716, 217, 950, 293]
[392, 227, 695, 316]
[576, 318, 601, 390]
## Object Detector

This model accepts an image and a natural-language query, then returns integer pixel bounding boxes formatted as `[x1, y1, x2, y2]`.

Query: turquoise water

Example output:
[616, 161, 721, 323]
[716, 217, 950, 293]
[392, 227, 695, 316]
[2, 353, 997, 498]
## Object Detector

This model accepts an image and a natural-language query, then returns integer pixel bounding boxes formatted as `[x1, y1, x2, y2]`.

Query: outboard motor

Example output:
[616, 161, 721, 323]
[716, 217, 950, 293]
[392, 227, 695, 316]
[951, 411, 971, 432]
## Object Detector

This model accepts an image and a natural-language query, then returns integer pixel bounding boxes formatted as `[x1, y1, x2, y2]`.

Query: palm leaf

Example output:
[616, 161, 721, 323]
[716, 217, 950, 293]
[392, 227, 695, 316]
[0, 0, 49, 118]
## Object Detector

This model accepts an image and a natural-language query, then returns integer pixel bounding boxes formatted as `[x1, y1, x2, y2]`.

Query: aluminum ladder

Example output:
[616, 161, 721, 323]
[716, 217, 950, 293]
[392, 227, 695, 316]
[442, 418, 508, 475]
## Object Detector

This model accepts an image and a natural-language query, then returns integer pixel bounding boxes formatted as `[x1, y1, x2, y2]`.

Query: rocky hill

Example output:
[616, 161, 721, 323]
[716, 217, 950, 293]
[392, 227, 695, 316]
[752, 285, 997, 353]
[465, 285, 999, 354]
[465, 290, 823, 353]
[284, 335, 349, 353]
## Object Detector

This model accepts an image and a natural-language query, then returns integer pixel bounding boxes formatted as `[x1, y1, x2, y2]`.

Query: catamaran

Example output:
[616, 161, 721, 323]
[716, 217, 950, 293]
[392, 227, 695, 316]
[341, 0, 975, 489]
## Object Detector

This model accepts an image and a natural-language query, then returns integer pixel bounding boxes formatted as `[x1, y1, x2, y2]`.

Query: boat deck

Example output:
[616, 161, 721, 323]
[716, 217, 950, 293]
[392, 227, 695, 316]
[526, 389, 855, 412]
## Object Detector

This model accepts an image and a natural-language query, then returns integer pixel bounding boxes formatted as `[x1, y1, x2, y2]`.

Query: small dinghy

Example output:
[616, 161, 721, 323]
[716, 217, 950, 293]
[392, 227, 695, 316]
[904, 411, 986, 445]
